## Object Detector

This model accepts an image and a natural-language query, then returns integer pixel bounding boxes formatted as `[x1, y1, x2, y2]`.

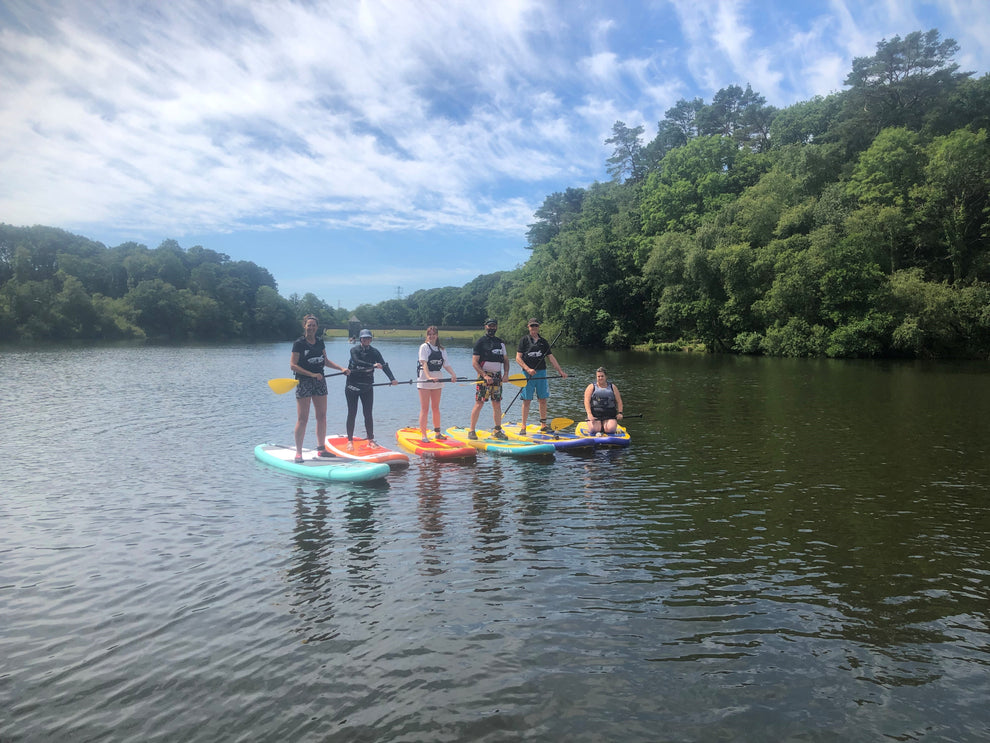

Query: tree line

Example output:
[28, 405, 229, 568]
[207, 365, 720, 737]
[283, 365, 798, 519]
[0, 227, 339, 341]
[333, 29, 990, 359]
[3, 29, 989, 357]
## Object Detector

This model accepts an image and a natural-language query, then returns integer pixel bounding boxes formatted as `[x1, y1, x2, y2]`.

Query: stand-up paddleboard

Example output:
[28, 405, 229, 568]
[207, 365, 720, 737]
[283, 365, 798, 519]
[395, 427, 476, 460]
[501, 422, 597, 451]
[573, 422, 631, 447]
[324, 435, 410, 468]
[254, 444, 390, 482]
[445, 427, 555, 458]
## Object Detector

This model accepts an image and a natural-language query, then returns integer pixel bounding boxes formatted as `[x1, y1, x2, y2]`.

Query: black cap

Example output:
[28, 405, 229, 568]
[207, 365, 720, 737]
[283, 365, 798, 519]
[484, 318, 498, 325]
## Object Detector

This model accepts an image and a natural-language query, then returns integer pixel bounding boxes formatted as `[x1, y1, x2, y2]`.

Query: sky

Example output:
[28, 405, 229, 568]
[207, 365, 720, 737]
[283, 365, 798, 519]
[2, 1, 989, 311]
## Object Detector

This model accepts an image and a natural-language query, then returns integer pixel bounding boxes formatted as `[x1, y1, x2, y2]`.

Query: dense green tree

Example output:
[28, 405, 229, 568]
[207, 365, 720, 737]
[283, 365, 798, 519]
[641, 135, 751, 233]
[526, 188, 585, 248]
[913, 128, 990, 281]
[847, 127, 926, 208]
[605, 121, 646, 182]
[769, 95, 842, 147]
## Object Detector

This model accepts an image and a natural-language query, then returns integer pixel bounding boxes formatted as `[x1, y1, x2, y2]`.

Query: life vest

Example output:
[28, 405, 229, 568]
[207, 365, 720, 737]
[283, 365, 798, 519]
[589, 383, 618, 417]
[475, 335, 505, 365]
[417, 344, 445, 375]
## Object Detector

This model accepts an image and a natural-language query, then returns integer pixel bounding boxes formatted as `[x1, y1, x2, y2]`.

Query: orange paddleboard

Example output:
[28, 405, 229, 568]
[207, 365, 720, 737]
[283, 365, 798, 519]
[395, 427, 476, 460]
[324, 435, 410, 468]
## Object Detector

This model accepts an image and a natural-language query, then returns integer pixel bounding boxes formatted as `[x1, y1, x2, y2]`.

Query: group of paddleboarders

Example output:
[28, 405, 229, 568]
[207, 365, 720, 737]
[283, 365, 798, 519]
[289, 315, 624, 460]
[464, 317, 570, 441]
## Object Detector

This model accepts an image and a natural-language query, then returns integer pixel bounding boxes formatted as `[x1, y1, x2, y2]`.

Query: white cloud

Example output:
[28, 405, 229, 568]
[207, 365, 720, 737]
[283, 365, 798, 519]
[1, 0, 988, 250]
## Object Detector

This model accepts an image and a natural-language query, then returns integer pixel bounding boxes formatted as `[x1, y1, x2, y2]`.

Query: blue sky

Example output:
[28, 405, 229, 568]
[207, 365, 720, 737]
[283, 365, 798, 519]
[2, 1, 988, 311]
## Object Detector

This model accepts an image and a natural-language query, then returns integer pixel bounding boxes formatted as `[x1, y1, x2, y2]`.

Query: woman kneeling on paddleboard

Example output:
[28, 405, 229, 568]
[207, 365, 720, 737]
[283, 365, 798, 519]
[584, 366, 624, 435]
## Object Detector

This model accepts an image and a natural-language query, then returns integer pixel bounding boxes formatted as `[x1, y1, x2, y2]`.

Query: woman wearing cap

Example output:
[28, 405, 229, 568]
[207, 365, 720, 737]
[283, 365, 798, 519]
[515, 318, 567, 432]
[584, 366, 624, 435]
[289, 314, 349, 463]
[344, 329, 398, 448]
[417, 325, 458, 442]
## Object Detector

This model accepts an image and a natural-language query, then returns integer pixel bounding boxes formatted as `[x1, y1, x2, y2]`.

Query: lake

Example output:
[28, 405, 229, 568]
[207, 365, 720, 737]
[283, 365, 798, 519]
[1, 339, 988, 742]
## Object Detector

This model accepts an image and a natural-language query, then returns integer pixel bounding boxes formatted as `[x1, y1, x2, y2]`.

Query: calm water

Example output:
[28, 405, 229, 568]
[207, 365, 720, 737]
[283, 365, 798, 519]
[1, 340, 988, 742]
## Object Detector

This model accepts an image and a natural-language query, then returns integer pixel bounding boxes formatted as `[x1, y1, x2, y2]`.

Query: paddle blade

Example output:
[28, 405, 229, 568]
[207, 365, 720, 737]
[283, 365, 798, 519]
[268, 378, 299, 394]
[503, 375, 529, 387]
[550, 417, 574, 431]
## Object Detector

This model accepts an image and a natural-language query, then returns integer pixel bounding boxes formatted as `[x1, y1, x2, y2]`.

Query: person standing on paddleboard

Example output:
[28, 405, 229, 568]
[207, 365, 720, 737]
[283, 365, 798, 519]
[345, 329, 397, 449]
[468, 318, 510, 440]
[515, 318, 567, 432]
[290, 314, 349, 463]
[584, 366, 624, 435]
[417, 325, 458, 442]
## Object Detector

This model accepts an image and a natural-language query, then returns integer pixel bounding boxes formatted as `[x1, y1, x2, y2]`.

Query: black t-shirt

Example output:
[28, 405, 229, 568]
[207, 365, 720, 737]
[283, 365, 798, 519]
[517, 334, 551, 371]
[292, 337, 326, 379]
[473, 334, 507, 370]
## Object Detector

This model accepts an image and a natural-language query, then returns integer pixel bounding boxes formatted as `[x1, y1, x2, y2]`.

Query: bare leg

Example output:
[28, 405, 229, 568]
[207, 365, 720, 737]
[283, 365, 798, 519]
[429, 389, 442, 430]
[469, 400, 484, 430]
[294, 397, 311, 457]
[313, 394, 327, 449]
[418, 388, 431, 437]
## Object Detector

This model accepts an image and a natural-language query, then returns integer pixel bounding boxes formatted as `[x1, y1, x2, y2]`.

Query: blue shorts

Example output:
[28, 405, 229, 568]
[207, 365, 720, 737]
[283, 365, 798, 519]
[520, 369, 549, 401]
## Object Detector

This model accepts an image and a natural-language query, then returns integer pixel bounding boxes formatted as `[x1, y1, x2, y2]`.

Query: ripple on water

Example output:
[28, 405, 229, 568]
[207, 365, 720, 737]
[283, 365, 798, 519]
[3, 346, 990, 741]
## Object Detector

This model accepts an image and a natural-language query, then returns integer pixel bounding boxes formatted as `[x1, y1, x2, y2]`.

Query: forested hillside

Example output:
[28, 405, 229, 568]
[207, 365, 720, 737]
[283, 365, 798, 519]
[3, 29, 989, 357]
[366, 29, 990, 359]
[0, 226, 337, 341]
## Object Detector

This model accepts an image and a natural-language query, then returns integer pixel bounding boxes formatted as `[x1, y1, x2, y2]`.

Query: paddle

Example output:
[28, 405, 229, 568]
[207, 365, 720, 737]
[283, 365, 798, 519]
[456, 374, 564, 387]
[267, 371, 347, 394]
[364, 375, 543, 387]
[502, 328, 563, 418]
[365, 377, 468, 387]
[585, 413, 641, 435]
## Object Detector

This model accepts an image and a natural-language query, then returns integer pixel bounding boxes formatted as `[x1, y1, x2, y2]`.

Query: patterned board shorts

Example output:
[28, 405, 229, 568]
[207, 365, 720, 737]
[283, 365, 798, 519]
[475, 372, 503, 402]
[296, 376, 328, 398]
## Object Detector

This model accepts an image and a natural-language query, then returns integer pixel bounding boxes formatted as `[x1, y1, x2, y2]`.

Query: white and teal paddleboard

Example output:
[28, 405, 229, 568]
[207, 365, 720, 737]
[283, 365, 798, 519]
[254, 444, 391, 482]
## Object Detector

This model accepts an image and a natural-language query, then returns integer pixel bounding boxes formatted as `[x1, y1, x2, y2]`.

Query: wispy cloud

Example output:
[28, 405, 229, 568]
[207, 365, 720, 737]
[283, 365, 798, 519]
[0, 0, 599, 236]
[1, 0, 987, 250]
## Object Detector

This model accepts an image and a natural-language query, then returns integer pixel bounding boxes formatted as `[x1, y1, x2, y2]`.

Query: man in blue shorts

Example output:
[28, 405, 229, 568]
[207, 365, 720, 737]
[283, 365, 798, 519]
[515, 318, 567, 432]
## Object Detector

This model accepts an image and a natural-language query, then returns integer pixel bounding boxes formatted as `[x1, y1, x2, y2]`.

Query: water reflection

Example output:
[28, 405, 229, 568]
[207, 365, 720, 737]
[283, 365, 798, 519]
[471, 458, 509, 564]
[4, 344, 989, 742]
[415, 461, 449, 577]
[287, 482, 388, 643]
